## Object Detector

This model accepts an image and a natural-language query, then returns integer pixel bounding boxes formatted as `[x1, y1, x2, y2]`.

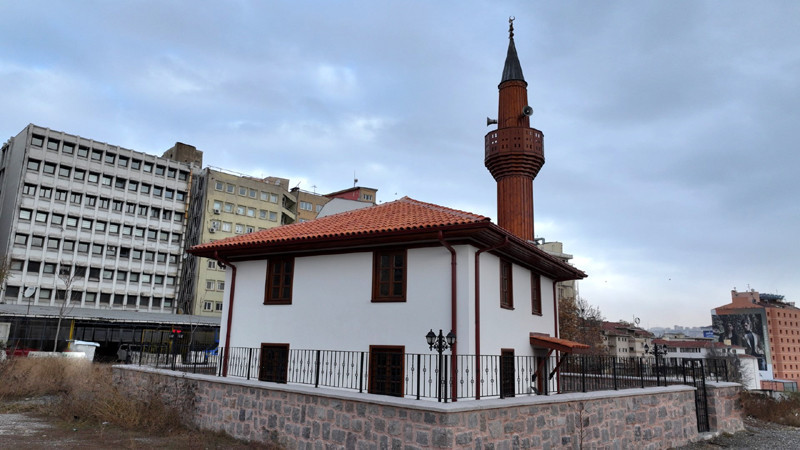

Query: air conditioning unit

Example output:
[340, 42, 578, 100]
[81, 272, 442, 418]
[209, 228, 216, 233]
[213, 209, 221, 215]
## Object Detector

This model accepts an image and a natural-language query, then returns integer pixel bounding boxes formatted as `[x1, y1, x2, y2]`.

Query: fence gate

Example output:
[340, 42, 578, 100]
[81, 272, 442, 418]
[682, 359, 710, 432]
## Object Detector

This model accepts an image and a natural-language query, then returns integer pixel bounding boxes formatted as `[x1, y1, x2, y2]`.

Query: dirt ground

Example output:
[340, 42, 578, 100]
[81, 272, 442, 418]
[0, 400, 277, 450]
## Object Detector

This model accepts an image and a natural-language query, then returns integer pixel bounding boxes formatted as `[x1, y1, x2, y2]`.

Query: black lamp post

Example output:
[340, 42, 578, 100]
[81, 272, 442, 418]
[426, 329, 456, 402]
[644, 342, 667, 386]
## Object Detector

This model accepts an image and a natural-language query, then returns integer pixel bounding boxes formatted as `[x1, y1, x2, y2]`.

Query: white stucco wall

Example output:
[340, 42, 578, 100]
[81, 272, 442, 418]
[476, 251, 556, 357]
[219, 244, 559, 358]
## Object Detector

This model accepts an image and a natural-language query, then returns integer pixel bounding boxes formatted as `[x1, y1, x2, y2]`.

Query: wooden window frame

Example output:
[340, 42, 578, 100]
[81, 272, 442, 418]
[368, 345, 405, 397]
[500, 259, 514, 310]
[264, 257, 294, 305]
[372, 249, 407, 303]
[531, 272, 542, 316]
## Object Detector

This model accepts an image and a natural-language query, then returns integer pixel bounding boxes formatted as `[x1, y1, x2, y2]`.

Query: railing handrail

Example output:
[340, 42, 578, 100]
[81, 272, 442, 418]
[129, 343, 733, 401]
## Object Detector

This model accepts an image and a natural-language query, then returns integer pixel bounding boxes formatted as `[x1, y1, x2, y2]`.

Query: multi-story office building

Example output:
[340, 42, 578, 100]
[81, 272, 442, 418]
[0, 124, 199, 313]
[180, 167, 297, 316]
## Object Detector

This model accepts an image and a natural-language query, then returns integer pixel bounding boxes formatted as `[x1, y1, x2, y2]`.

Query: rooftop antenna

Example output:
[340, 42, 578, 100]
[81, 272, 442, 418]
[311, 185, 317, 194]
[353, 171, 358, 187]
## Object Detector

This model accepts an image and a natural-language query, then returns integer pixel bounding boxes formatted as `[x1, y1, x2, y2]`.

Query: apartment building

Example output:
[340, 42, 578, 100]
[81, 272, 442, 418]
[713, 289, 800, 385]
[182, 168, 297, 316]
[0, 124, 198, 313]
[601, 321, 655, 359]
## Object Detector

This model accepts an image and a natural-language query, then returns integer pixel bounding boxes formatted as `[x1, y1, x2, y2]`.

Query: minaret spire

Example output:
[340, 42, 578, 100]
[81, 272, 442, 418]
[485, 18, 545, 241]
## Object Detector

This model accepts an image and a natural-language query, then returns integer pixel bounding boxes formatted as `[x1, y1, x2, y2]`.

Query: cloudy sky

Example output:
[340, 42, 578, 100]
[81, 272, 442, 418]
[1, 1, 798, 328]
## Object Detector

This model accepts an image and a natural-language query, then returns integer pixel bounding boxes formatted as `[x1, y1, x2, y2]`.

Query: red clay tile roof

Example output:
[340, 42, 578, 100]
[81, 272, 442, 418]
[191, 197, 490, 253]
[190, 197, 587, 281]
[653, 339, 743, 350]
[530, 333, 590, 352]
[601, 321, 654, 338]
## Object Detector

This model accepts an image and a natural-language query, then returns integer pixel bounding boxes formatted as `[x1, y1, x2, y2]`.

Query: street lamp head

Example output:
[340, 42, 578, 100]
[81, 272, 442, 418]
[446, 330, 456, 347]
[426, 329, 436, 347]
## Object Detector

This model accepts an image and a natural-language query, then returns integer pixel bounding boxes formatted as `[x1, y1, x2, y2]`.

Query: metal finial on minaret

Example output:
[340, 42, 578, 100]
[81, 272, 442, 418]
[508, 16, 515, 39]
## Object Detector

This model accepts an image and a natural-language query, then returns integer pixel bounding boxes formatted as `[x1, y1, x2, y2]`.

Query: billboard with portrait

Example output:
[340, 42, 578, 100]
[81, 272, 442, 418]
[712, 311, 770, 372]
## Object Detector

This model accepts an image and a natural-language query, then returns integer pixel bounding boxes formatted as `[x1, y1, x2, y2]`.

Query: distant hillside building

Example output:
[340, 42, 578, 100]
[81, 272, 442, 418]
[601, 321, 655, 359]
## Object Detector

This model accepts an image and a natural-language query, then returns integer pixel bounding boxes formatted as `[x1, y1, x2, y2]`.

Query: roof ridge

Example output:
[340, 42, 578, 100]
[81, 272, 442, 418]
[398, 196, 490, 221]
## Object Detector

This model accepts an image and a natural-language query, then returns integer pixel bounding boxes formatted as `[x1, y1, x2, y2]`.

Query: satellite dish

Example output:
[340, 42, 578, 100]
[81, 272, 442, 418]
[522, 105, 534, 117]
[634, 317, 641, 326]
[23, 287, 36, 298]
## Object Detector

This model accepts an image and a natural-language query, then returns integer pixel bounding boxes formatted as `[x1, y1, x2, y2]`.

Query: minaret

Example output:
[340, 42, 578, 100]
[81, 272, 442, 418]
[485, 18, 544, 241]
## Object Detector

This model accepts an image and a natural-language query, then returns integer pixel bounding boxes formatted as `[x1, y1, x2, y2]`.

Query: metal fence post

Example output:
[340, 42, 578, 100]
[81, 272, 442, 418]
[246, 348, 252, 380]
[416, 354, 421, 400]
[359, 352, 365, 393]
[314, 350, 321, 388]
[612, 357, 618, 390]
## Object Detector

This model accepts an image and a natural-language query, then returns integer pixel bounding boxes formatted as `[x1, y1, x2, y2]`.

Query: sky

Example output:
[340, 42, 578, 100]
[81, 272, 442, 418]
[1, 1, 798, 328]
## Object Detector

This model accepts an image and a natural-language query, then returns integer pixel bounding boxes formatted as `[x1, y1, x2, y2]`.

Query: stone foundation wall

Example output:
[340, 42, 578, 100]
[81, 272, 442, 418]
[113, 366, 743, 449]
[705, 382, 745, 433]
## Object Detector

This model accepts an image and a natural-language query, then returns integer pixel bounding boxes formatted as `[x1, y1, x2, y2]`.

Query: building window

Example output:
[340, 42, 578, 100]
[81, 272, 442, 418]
[269, 193, 278, 203]
[47, 238, 60, 250]
[26, 159, 41, 171]
[19, 209, 32, 221]
[235, 224, 244, 234]
[247, 207, 255, 217]
[268, 211, 277, 222]
[207, 259, 217, 270]
[35, 211, 48, 223]
[43, 162, 57, 175]
[31, 236, 44, 248]
[118, 155, 129, 167]
[58, 165, 71, 178]
[215, 302, 223, 311]
[500, 260, 513, 309]
[73, 169, 85, 181]
[300, 201, 313, 211]
[531, 273, 542, 315]
[22, 184, 37, 196]
[203, 301, 213, 311]
[14, 233, 28, 246]
[368, 346, 404, 397]
[226, 183, 235, 193]
[258, 343, 290, 383]
[47, 139, 60, 151]
[91, 149, 103, 161]
[104, 153, 115, 164]
[224, 203, 234, 213]
[238, 186, 247, 196]
[265, 257, 294, 304]
[215, 181, 224, 191]
[31, 135, 44, 147]
[221, 222, 232, 232]
[372, 250, 406, 302]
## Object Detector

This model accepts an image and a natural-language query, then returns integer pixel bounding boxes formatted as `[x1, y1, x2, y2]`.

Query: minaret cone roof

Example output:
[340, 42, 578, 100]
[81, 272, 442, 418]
[501, 21, 525, 84]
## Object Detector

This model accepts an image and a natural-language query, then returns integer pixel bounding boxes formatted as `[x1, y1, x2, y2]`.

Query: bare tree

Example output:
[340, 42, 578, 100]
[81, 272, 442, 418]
[53, 265, 85, 351]
[559, 296, 606, 353]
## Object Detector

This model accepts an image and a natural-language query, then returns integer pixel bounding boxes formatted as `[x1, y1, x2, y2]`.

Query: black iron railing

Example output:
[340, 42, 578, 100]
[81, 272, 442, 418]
[127, 343, 732, 401]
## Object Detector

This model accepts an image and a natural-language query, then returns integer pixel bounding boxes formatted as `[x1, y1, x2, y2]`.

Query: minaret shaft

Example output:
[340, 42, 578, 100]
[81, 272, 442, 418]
[484, 29, 544, 241]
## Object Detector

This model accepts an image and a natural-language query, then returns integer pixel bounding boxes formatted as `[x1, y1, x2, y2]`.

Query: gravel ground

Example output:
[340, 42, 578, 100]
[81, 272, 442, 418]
[677, 417, 800, 449]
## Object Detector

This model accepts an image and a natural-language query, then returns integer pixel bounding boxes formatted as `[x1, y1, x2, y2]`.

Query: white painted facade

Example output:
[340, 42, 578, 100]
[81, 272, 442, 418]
[220, 244, 557, 357]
